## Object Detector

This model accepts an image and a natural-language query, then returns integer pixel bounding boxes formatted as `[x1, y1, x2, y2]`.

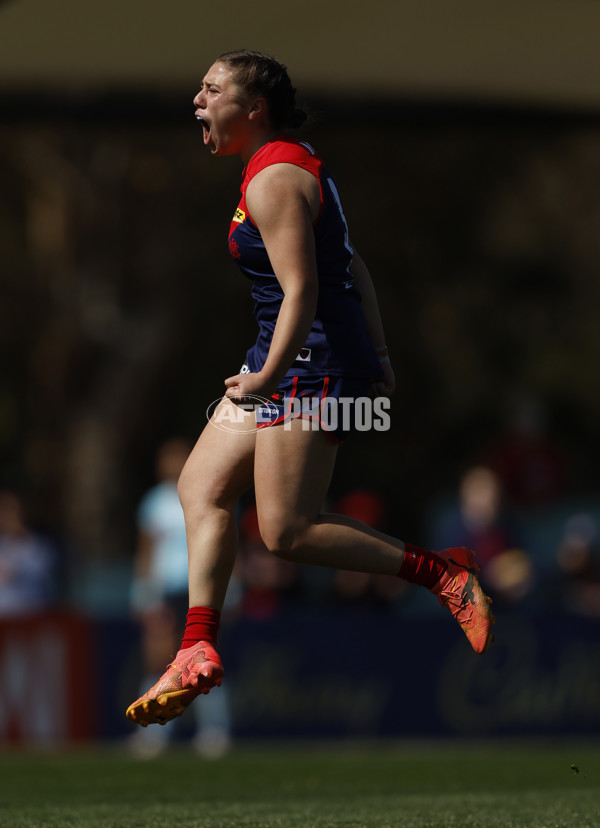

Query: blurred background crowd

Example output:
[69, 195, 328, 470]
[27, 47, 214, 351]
[2, 114, 599, 625]
[1, 0, 600, 750]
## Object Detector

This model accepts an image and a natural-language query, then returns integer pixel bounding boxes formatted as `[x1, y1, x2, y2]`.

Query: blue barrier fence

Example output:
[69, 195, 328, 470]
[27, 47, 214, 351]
[1, 608, 598, 745]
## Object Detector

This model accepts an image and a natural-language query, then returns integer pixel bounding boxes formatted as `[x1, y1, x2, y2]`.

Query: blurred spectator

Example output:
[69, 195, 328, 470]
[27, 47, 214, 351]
[547, 512, 600, 617]
[0, 490, 57, 616]
[128, 438, 234, 759]
[455, 466, 514, 567]
[427, 466, 534, 606]
[483, 397, 569, 510]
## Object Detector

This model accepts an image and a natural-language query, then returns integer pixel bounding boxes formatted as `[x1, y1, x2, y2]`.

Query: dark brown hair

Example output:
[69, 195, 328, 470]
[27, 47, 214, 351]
[217, 49, 307, 130]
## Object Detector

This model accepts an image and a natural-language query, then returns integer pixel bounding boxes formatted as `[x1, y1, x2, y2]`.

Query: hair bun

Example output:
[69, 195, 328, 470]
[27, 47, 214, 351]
[288, 107, 308, 129]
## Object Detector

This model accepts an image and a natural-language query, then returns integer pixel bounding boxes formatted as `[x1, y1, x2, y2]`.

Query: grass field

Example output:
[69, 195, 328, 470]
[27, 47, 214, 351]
[0, 740, 598, 827]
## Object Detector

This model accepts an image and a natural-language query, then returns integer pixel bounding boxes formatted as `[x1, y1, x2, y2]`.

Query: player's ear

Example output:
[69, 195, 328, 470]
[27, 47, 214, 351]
[248, 97, 267, 121]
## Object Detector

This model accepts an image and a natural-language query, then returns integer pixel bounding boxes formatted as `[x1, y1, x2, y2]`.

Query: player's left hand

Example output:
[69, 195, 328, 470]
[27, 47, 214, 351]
[371, 356, 395, 397]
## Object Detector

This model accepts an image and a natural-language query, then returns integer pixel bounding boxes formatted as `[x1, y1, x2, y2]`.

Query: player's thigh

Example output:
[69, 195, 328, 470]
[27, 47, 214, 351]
[178, 398, 256, 515]
[253, 419, 338, 551]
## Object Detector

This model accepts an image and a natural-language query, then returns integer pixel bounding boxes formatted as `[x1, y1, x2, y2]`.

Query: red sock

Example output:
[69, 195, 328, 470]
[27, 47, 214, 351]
[397, 543, 447, 590]
[180, 606, 221, 650]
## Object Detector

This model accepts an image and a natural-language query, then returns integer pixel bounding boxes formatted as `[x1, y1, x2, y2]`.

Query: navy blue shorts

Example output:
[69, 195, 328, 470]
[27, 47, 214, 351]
[253, 372, 382, 443]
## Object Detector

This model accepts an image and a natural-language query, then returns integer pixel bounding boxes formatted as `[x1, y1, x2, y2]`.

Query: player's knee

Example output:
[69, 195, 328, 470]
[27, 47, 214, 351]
[258, 518, 306, 560]
[263, 531, 295, 560]
[178, 469, 220, 526]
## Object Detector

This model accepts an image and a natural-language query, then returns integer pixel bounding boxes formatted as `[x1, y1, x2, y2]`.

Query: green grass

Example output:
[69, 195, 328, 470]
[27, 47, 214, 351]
[0, 741, 598, 827]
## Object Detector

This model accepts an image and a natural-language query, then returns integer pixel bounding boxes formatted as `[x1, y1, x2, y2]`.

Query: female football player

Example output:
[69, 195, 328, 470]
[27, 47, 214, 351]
[126, 50, 494, 727]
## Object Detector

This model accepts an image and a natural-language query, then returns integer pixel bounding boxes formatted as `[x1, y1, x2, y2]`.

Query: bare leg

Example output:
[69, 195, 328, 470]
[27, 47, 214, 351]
[178, 399, 256, 610]
[126, 399, 257, 727]
[254, 420, 405, 574]
[254, 419, 494, 655]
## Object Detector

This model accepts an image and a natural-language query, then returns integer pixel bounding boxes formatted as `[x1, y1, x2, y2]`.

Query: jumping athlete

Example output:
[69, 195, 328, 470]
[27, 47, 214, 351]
[126, 50, 494, 728]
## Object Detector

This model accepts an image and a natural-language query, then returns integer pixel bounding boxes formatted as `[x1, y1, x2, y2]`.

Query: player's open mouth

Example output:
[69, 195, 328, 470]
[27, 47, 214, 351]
[195, 114, 212, 146]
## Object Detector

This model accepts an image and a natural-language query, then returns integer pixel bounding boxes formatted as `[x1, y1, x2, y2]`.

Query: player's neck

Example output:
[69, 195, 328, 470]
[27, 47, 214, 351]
[241, 129, 280, 164]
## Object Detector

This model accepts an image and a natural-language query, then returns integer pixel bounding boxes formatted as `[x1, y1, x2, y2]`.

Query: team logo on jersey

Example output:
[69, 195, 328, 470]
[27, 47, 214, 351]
[233, 207, 246, 224]
[296, 348, 312, 362]
[229, 237, 241, 259]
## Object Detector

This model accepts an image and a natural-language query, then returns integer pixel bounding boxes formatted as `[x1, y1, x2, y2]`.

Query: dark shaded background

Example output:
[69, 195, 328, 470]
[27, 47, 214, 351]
[1, 1, 600, 746]
[2, 95, 599, 568]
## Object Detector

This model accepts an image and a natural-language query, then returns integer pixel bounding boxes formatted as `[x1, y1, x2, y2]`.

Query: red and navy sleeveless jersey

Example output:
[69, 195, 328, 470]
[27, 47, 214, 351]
[228, 135, 381, 380]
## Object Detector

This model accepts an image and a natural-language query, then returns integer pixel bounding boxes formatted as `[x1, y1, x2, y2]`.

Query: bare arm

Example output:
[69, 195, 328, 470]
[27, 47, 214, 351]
[224, 163, 320, 399]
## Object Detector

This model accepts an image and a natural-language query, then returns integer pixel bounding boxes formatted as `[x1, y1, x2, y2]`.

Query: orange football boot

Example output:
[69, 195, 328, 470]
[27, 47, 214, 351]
[126, 640, 224, 727]
[431, 547, 495, 654]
